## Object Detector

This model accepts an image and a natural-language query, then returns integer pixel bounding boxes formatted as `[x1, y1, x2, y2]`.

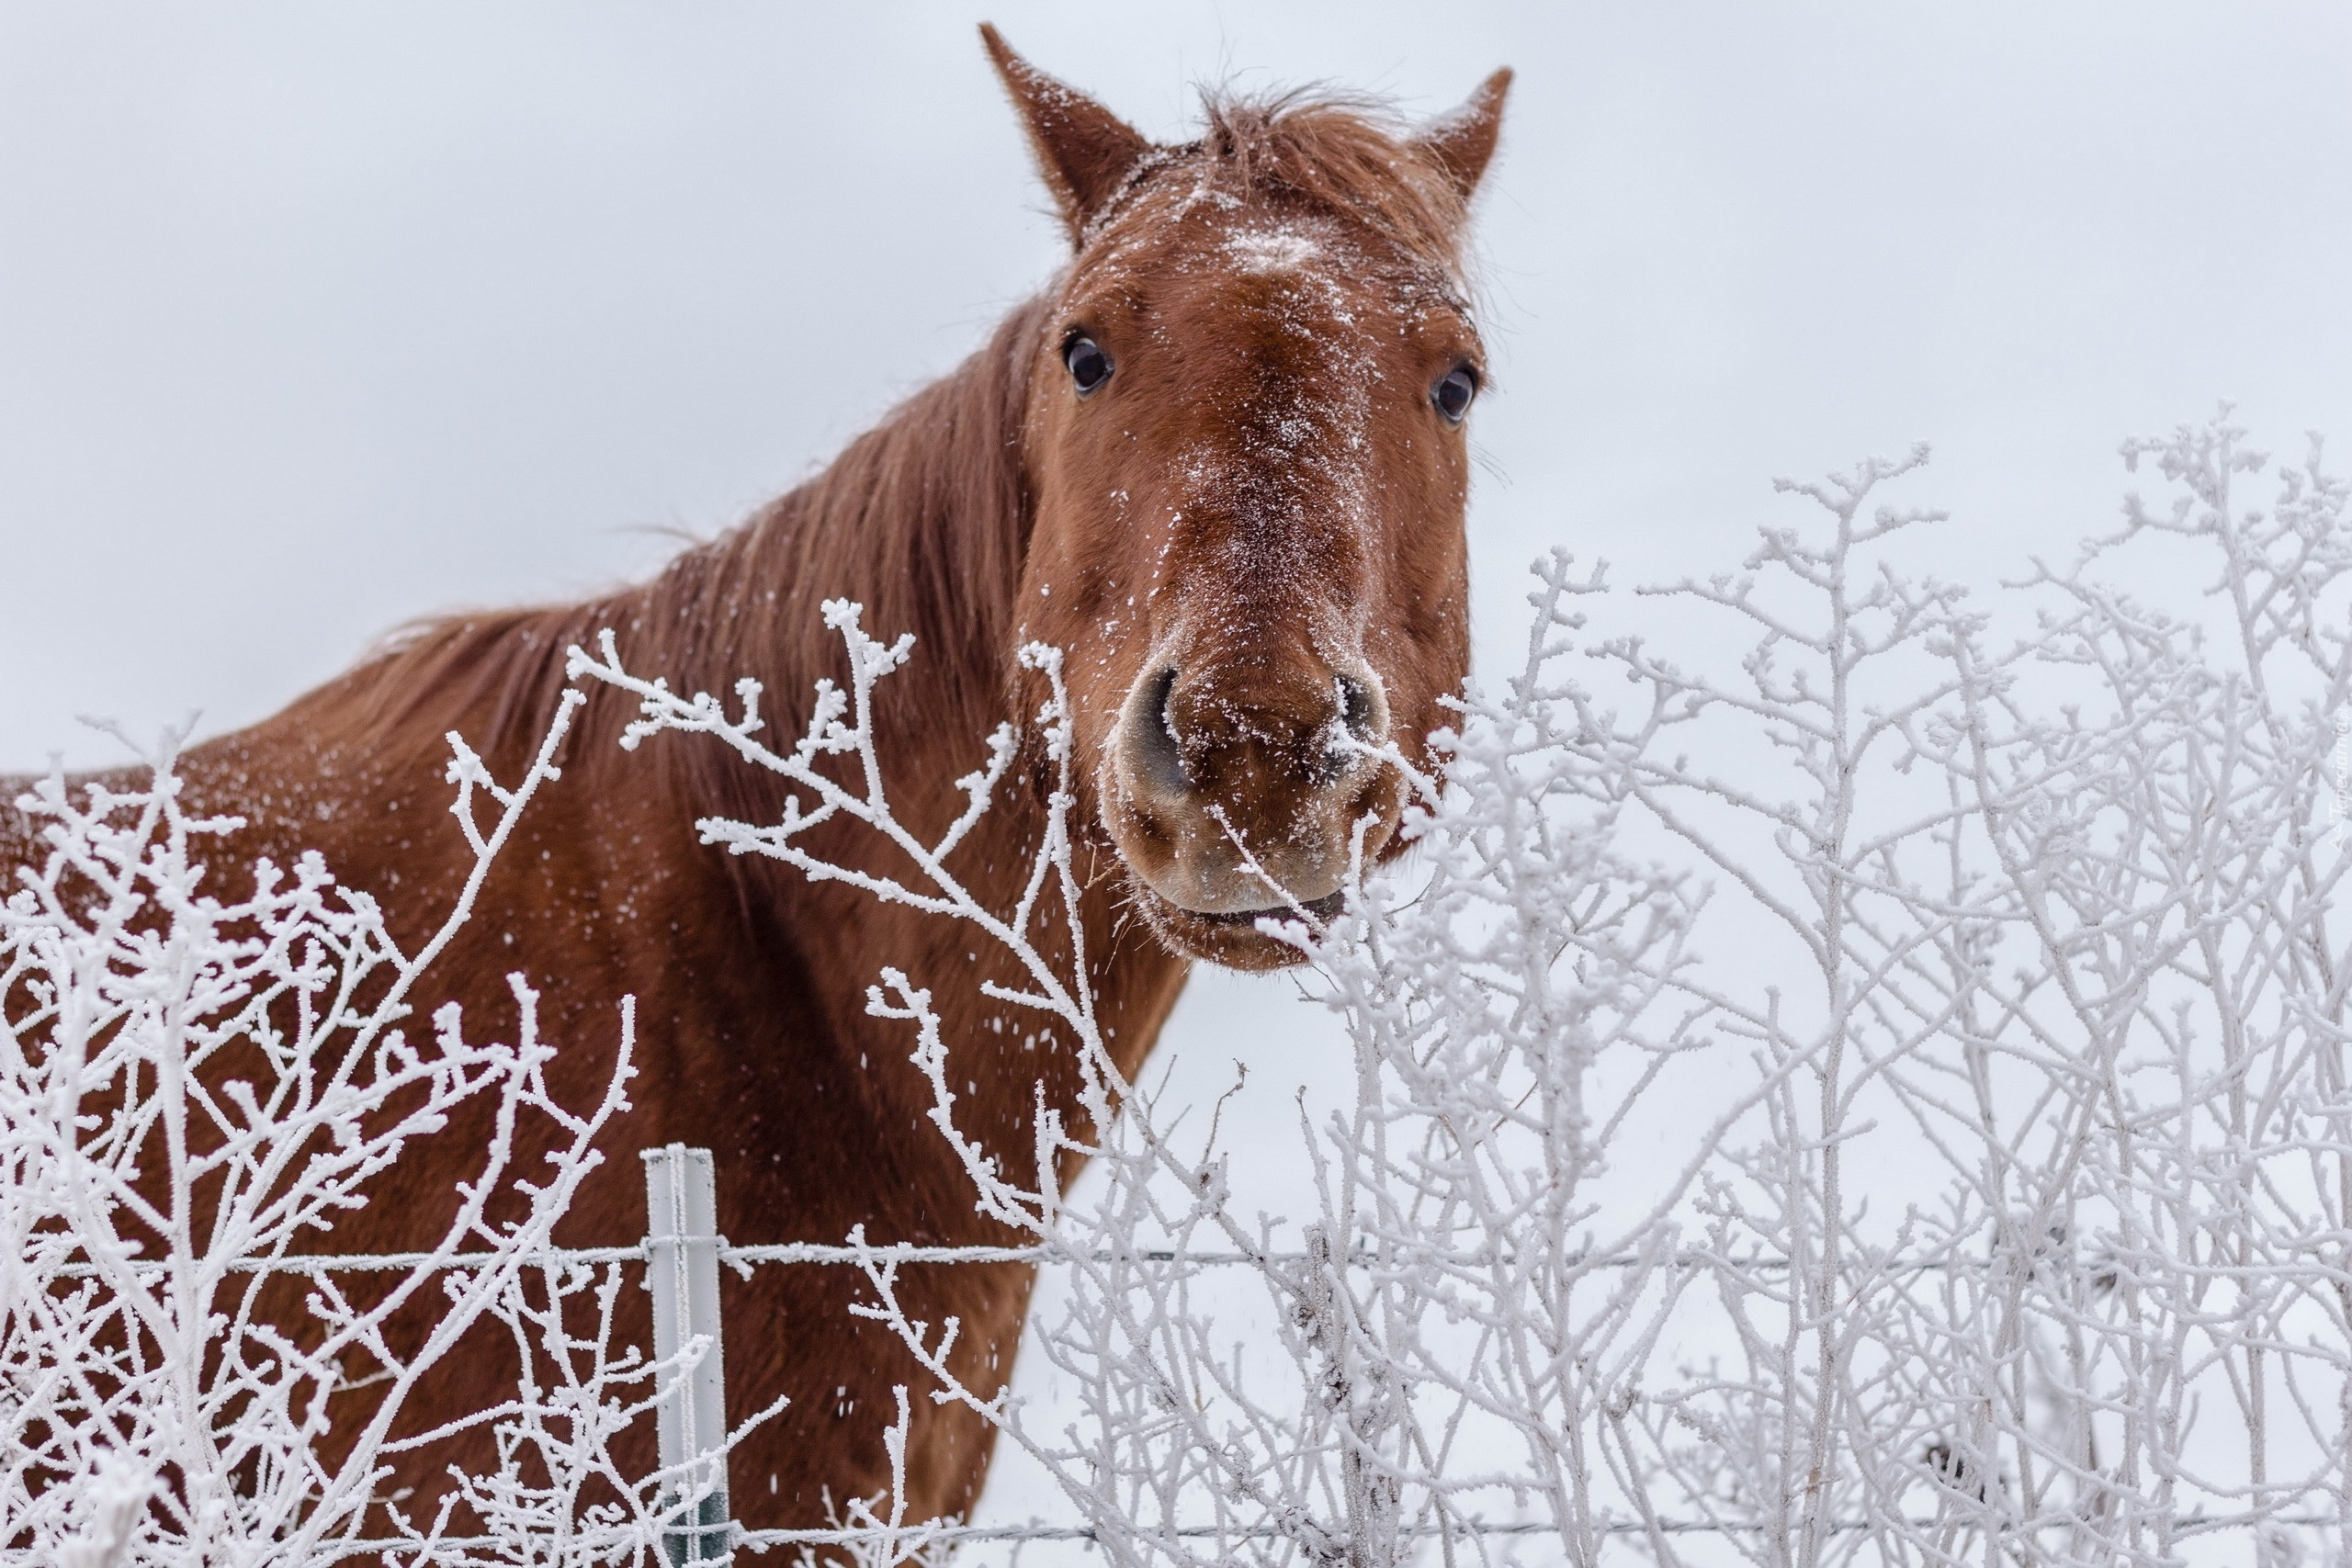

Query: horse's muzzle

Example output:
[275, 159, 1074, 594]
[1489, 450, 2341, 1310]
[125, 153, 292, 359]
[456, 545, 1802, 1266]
[1104, 654, 1403, 935]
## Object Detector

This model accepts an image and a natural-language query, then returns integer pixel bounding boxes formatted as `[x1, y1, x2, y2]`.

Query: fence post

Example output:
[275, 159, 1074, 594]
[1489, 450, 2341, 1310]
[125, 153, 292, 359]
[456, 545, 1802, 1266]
[643, 1144, 731, 1564]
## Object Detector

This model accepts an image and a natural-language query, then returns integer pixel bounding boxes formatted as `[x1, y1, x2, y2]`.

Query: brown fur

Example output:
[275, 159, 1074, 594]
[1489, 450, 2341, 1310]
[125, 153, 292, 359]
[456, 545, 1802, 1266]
[1, 31, 1506, 1541]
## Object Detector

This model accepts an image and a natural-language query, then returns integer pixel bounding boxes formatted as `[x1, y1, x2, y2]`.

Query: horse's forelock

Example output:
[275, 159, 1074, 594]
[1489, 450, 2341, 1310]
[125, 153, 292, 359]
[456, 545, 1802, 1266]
[1089, 87, 1475, 274]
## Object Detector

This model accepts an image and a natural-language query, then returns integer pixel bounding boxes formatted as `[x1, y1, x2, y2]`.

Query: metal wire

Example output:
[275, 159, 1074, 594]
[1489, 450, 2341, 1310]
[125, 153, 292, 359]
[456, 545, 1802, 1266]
[6, 1509, 2324, 1563]
[34, 1237, 2296, 1560]
[40, 1238, 1921, 1278]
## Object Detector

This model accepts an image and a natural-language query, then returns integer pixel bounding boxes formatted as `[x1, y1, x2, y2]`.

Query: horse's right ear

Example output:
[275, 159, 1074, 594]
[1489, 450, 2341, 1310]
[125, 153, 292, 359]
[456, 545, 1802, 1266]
[1411, 67, 1513, 207]
[980, 23, 1153, 243]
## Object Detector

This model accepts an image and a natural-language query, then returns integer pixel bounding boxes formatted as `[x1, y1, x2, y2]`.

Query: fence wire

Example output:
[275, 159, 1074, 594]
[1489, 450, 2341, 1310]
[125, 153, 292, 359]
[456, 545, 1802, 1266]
[45, 1239, 1926, 1277]
[24, 1230, 2335, 1562]
[25, 1510, 2334, 1563]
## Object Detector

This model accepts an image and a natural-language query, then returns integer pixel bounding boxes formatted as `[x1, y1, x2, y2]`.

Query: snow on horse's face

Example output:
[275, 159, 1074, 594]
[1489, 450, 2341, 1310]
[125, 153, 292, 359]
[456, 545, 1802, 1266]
[989, 31, 1509, 969]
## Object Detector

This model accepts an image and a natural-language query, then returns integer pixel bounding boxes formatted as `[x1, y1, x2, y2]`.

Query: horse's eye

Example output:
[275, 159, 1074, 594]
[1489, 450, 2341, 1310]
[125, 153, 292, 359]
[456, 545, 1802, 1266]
[1065, 335, 1114, 394]
[1432, 366, 1478, 423]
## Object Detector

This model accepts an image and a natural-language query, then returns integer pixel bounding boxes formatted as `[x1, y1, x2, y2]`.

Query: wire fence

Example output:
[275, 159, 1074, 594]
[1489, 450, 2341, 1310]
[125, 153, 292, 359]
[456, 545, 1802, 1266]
[23, 1137, 2346, 1565]
[82, 1144, 2299, 1566]
[21, 1142, 2347, 1565]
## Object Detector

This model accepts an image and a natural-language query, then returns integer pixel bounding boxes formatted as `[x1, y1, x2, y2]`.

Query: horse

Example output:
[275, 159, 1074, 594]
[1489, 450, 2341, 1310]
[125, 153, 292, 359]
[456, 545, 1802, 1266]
[1, 25, 1508, 1539]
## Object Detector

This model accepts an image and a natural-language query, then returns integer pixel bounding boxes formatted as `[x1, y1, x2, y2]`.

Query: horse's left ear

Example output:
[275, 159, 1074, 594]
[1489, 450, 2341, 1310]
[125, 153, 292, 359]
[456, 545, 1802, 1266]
[980, 23, 1153, 243]
[1412, 67, 1514, 206]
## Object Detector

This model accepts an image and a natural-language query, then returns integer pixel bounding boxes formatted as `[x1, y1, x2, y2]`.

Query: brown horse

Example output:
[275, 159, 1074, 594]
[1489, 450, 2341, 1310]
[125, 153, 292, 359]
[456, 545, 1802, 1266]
[2, 27, 1507, 1537]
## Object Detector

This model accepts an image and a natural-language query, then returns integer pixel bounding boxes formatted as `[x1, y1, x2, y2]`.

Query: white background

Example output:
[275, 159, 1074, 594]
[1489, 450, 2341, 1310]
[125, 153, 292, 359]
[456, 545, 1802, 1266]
[7, 5, 2346, 773]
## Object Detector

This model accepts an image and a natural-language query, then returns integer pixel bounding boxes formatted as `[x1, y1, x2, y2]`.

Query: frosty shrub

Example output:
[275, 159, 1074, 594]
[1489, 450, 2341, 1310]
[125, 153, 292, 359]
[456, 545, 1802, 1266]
[11, 411, 2346, 1567]
[1575, 416, 2350, 1566]
[583, 411, 2350, 1566]
[0, 699, 779, 1566]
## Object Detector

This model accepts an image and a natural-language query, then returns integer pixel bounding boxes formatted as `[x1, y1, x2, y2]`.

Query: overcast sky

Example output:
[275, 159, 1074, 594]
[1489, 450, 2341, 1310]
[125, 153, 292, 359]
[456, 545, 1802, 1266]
[6, 4, 2346, 774]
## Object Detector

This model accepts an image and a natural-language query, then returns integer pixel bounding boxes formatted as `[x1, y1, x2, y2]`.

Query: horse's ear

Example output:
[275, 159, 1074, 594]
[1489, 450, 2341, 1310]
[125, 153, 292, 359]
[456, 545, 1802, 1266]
[980, 23, 1153, 242]
[1412, 67, 1513, 206]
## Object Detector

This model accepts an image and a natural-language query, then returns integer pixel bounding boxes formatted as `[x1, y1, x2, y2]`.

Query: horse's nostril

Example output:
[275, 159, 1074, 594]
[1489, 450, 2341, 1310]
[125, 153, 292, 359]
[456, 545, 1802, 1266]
[1335, 673, 1379, 741]
[1131, 667, 1187, 796]
[1317, 672, 1385, 786]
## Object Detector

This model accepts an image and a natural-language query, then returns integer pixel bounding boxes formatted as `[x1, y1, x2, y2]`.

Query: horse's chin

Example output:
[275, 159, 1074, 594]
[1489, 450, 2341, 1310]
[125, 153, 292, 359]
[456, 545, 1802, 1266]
[1127, 881, 1340, 971]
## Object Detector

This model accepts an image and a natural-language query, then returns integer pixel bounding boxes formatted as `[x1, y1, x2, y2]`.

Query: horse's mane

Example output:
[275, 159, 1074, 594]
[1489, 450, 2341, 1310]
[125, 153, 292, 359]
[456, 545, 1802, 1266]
[332, 86, 1464, 793]
[341, 295, 1046, 784]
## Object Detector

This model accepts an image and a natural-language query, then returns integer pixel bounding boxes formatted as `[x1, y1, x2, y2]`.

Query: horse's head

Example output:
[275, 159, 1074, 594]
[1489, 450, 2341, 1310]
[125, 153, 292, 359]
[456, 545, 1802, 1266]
[986, 28, 1507, 970]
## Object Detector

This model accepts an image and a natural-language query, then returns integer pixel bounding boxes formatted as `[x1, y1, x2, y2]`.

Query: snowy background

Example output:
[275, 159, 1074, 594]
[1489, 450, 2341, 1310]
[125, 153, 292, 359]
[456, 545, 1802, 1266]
[5, 2, 2350, 1542]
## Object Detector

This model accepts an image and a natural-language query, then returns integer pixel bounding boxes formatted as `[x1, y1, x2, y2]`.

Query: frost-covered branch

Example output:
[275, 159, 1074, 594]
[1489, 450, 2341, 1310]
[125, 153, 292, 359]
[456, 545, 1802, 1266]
[0, 698, 775, 1566]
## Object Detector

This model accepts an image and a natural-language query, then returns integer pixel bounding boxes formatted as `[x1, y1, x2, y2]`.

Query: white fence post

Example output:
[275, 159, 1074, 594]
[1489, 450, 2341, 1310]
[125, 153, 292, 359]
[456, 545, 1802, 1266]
[643, 1144, 731, 1564]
